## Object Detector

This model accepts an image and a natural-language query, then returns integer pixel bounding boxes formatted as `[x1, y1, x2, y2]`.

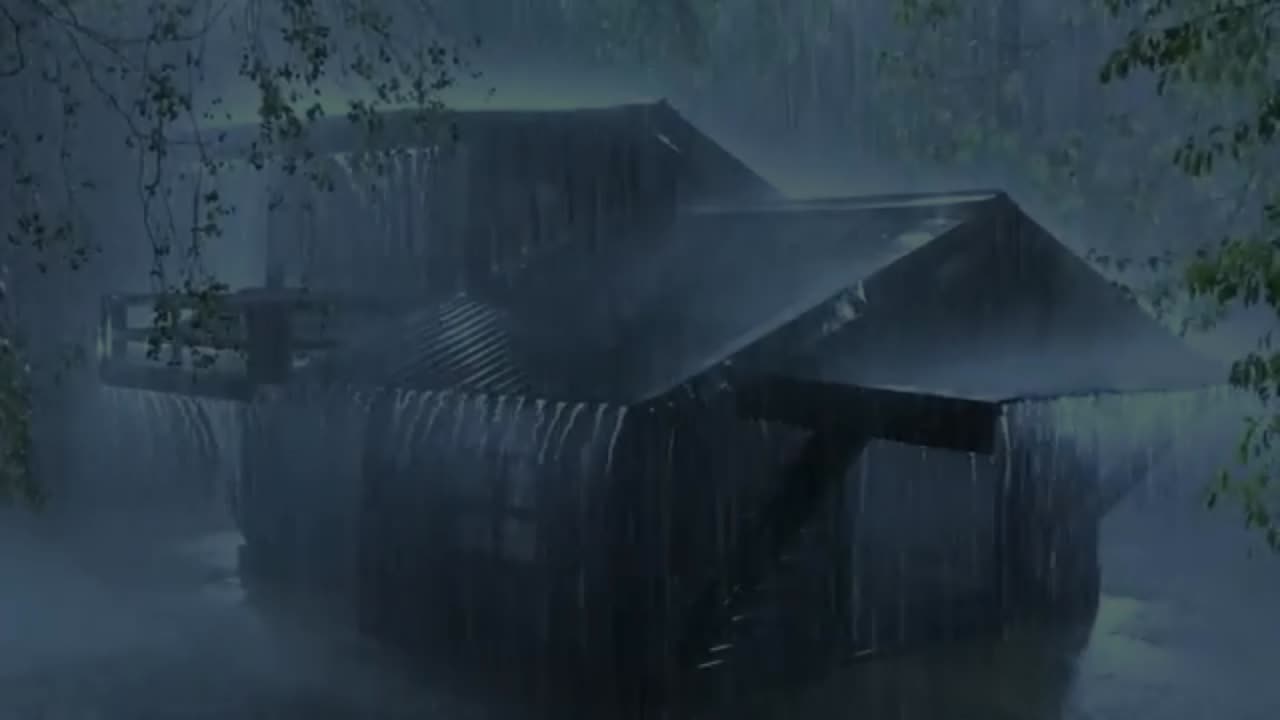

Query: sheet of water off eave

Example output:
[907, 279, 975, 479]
[59, 385, 245, 524]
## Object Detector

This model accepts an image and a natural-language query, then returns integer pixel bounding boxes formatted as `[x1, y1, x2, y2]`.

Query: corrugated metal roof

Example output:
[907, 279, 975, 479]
[303, 294, 530, 396]
[186, 100, 780, 207]
[388, 295, 529, 394]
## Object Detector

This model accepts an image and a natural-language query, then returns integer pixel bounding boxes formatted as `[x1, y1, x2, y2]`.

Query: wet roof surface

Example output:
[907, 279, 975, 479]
[304, 196, 978, 403]
[500, 196, 986, 402]
[779, 197, 1225, 403]
[298, 296, 531, 397]
[306, 192, 1221, 407]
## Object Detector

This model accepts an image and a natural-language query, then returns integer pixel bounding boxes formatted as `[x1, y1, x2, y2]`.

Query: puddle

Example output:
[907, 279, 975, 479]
[1080, 595, 1180, 678]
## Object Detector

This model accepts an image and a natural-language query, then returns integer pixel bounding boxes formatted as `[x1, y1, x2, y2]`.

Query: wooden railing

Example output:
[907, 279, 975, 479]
[97, 288, 403, 400]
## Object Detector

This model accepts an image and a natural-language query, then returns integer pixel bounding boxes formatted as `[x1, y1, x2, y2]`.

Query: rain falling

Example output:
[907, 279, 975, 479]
[2, 1, 1278, 719]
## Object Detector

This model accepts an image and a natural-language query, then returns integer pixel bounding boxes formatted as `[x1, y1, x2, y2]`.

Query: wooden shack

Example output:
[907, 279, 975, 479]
[199, 100, 778, 301]
[96, 103, 1223, 716]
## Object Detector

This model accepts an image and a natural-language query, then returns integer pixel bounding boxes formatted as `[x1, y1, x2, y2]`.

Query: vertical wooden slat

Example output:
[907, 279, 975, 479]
[448, 141, 472, 295]
[395, 150, 412, 299]
[408, 149, 427, 299]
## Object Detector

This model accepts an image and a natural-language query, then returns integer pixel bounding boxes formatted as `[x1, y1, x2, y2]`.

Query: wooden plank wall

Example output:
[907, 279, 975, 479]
[283, 146, 470, 301]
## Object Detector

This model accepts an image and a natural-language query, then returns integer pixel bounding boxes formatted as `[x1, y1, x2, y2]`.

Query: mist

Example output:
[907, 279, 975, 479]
[3, 1, 1279, 719]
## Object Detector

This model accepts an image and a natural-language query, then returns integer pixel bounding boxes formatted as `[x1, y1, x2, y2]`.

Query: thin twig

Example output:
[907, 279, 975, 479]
[0, 4, 26, 78]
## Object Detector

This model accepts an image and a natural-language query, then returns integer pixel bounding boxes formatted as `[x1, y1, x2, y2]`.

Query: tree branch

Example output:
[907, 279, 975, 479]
[0, 4, 26, 78]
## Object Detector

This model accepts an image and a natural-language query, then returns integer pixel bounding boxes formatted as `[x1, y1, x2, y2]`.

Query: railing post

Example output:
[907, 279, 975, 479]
[244, 296, 293, 385]
[98, 295, 127, 363]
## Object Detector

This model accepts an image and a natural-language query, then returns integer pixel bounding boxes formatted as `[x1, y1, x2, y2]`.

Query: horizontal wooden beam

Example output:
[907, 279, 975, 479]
[98, 287, 362, 396]
[98, 361, 255, 402]
[732, 376, 1000, 454]
[115, 327, 339, 352]
[103, 288, 416, 315]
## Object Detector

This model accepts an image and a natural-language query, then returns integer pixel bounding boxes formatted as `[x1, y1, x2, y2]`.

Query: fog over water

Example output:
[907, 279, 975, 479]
[4, 2, 1280, 718]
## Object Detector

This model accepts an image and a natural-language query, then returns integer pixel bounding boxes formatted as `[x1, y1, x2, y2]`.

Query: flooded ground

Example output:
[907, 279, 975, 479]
[1069, 496, 1280, 720]
[0, 510, 474, 720]
[761, 503, 1280, 720]
[2, 492, 1277, 720]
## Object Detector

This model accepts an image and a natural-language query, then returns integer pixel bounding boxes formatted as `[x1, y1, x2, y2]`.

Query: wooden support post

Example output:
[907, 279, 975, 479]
[99, 295, 127, 362]
[461, 137, 493, 296]
[826, 461, 855, 660]
[993, 451, 1012, 635]
[732, 376, 999, 454]
[266, 261, 284, 290]
[993, 444, 1030, 636]
[243, 301, 293, 384]
[678, 430, 868, 682]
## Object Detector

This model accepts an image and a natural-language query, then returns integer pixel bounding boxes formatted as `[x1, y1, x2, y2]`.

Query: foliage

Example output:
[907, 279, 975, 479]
[560, 0, 720, 62]
[860, 0, 1280, 549]
[879, 1, 1242, 261]
[0, 263, 37, 507]
[1098, 0, 1280, 549]
[0, 0, 471, 505]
